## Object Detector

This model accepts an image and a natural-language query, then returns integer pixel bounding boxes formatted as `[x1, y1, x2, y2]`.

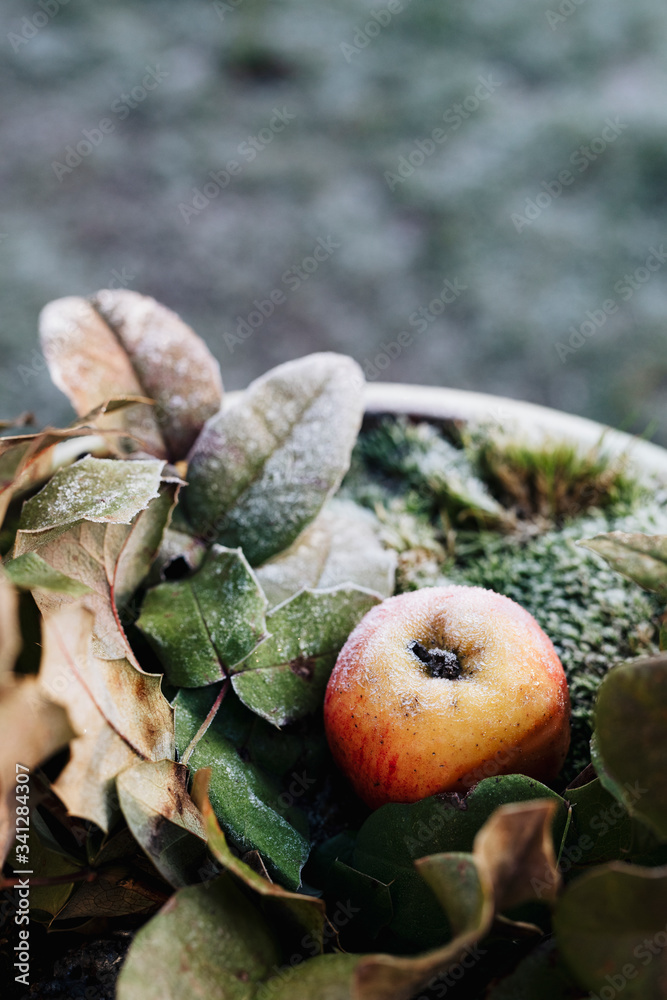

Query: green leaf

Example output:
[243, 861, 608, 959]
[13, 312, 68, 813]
[554, 863, 667, 999]
[486, 938, 586, 1000]
[117, 760, 209, 889]
[566, 777, 636, 866]
[184, 696, 310, 890]
[593, 656, 667, 840]
[116, 873, 281, 1000]
[184, 353, 365, 565]
[232, 585, 381, 727]
[136, 545, 268, 687]
[266, 851, 494, 1000]
[254, 499, 396, 607]
[351, 775, 567, 951]
[18, 455, 165, 536]
[192, 770, 325, 951]
[579, 531, 667, 597]
[4, 551, 92, 596]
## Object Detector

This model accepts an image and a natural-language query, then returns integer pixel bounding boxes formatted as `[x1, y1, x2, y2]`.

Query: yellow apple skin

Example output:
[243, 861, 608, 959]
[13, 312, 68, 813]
[323, 585, 570, 809]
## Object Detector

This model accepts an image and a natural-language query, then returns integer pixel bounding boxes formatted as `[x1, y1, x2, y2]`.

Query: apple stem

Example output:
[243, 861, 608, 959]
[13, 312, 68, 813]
[408, 640, 462, 679]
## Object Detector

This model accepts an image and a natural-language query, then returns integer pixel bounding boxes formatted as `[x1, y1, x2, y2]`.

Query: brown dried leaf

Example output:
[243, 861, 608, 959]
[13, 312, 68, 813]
[473, 799, 561, 910]
[92, 289, 223, 460]
[0, 678, 73, 864]
[0, 569, 20, 678]
[40, 297, 167, 457]
[42, 605, 173, 763]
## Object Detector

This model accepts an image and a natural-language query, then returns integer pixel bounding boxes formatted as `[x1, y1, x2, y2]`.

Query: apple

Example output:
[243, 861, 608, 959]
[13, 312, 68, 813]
[323, 585, 570, 809]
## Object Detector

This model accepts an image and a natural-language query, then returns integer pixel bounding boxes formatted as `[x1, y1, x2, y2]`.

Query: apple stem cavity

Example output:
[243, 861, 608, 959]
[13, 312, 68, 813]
[408, 640, 462, 680]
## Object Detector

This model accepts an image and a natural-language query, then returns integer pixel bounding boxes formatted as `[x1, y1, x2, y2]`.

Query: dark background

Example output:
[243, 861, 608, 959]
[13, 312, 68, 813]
[2, 0, 667, 440]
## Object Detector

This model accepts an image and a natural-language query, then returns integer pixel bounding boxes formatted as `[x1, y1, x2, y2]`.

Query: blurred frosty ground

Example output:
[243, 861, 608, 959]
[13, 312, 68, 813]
[1, 0, 667, 440]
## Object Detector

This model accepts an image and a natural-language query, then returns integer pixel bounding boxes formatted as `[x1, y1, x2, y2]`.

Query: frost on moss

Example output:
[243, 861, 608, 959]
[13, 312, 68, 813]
[343, 416, 667, 782]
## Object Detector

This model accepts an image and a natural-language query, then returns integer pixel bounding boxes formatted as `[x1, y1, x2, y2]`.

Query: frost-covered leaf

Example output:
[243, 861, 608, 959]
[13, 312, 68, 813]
[117, 760, 209, 888]
[255, 499, 396, 607]
[40, 296, 166, 457]
[0, 678, 72, 865]
[184, 694, 310, 890]
[116, 873, 281, 1000]
[17, 455, 165, 536]
[137, 545, 269, 687]
[554, 863, 667, 1000]
[91, 289, 223, 459]
[579, 531, 667, 597]
[184, 353, 365, 565]
[192, 769, 325, 947]
[593, 656, 667, 840]
[4, 552, 92, 596]
[14, 459, 177, 662]
[231, 586, 381, 727]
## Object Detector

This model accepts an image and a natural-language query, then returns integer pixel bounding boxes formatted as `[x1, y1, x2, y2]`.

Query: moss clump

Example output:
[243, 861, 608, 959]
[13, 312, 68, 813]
[451, 512, 664, 780]
[343, 416, 667, 782]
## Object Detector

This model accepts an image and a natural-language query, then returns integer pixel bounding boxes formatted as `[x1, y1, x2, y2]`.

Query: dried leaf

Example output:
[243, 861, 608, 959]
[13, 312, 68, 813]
[472, 799, 561, 910]
[117, 760, 209, 888]
[136, 545, 268, 687]
[184, 353, 365, 565]
[231, 586, 382, 727]
[42, 605, 173, 763]
[92, 289, 224, 460]
[14, 457, 177, 662]
[40, 296, 167, 457]
[0, 678, 73, 864]
[0, 568, 21, 677]
[579, 531, 667, 597]
[255, 499, 396, 607]
[55, 865, 168, 920]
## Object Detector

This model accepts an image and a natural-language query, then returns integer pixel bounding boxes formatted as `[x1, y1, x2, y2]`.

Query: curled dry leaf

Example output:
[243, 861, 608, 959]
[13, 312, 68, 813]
[184, 352, 365, 565]
[472, 798, 561, 910]
[40, 290, 223, 460]
[0, 568, 21, 678]
[254, 499, 396, 607]
[0, 677, 73, 865]
[117, 760, 209, 889]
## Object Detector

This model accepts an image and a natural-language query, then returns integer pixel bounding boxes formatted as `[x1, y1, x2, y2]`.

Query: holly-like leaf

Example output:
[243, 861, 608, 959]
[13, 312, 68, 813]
[554, 863, 667, 999]
[232, 585, 381, 727]
[592, 656, 667, 840]
[38, 607, 172, 831]
[254, 499, 396, 608]
[13, 457, 177, 665]
[579, 531, 667, 597]
[136, 545, 269, 688]
[116, 873, 281, 1000]
[40, 291, 223, 460]
[183, 353, 365, 565]
[117, 760, 209, 888]
[184, 695, 310, 890]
